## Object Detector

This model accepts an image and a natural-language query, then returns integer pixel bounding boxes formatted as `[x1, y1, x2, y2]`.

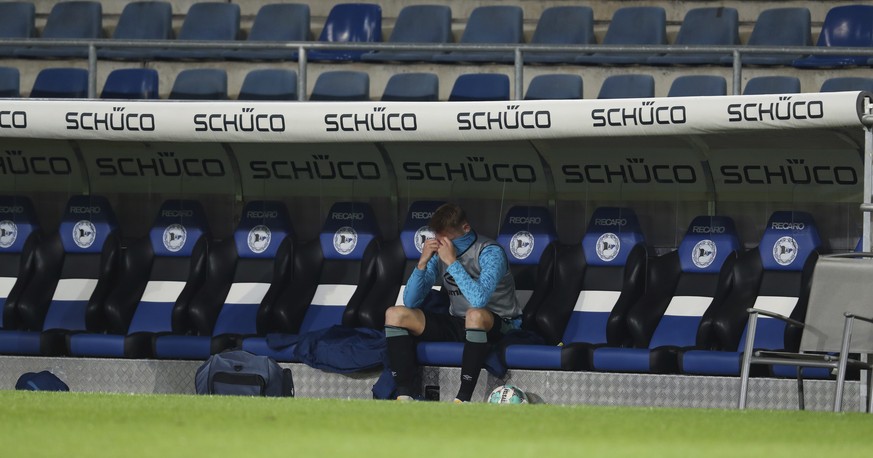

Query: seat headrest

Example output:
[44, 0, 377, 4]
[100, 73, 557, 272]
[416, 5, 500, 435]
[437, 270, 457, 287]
[234, 201, 292, 259]
[497, 206, 557, 265]
[400, 201, 444, 260]
[149, 200, 209, 257]
[759, 211, 821, 271]
[0, 196, 38, 254]
[59, 195, 119, 254]
[320, 202, 380, 260]
[582, 207, 645, 267]
[678, 215, 740, 274]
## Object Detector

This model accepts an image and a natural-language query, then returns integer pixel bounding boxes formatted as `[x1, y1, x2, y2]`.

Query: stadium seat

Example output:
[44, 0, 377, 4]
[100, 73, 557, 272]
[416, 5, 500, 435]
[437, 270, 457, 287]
[361, 5, 451, 62]
[598, 74, 655, 99]
[68, 200, 210, 358]
[227, 3, 310, 61]
[667, 75, 727, 97]
[98, 1, 173, 61]
[305, 3, 382, 62]
[0, 196, 40, 332]
[524, 6, 595, 64]
[153, 2, 240, 60]
[503, 208, 647, 370]
[0, 1, 35, 58]
[575, 7, 667, 65]
[309, 71, 369, 101]
[16, 1, 102, 58]
[591, 216, 740, 374]
[381, 73, 439, 101]
[449, 73, 510, 101]
[680, 212, 821, 376]
[793, 5, 873, 68]
[524, 74, 583, 100]
[238, 69, 298, 101]
[820, 77, 873, 93]
[169, 69, 228, 100]
[431, 5, 523, 63]
[0, 67, 20, 98]
[100, 68, 159, 99]
[29, 68, 89, 99]
[0, 196, 120, 356]
[242, 202, 383, 361]
[647, 7, 739, 65]
[153, 201, 294, 359]
[720, 8, 811, 66]
[742, 76, 801, 95]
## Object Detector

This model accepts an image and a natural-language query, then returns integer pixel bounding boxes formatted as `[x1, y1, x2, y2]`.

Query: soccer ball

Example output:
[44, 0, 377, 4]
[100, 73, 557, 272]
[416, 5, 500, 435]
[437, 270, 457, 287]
[487, 384, 528, 404]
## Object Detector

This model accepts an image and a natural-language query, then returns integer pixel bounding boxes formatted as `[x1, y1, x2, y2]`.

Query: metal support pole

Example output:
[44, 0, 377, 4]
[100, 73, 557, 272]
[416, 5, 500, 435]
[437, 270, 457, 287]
[514, 48, 523, 100]
[864, 124, 873, 252]
[88, 44, 97, 99]
[834, 314, 854, 412]
[731, 50, 742, 95]
[738, 311, 758, 409]
[298, 46, 307, 101]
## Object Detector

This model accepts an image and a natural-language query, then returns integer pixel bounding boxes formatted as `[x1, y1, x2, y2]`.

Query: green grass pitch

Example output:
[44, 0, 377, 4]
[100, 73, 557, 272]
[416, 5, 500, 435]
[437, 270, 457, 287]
[1, 391, 872, 457]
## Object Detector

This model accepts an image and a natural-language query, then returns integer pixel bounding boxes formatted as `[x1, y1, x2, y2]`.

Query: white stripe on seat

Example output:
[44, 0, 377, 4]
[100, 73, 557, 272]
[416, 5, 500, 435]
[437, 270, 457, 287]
[224, 282, 270, 304]
[663, 296, 713, 317]
[0, 277, 16, 298]
[574, 290, 621, 312]
[394, 285, 442, 306]
[752, 296, 799, 317]
[140, 281, 187, 303]
[51, 279, 99, 301]
[312, 284, 358, 307]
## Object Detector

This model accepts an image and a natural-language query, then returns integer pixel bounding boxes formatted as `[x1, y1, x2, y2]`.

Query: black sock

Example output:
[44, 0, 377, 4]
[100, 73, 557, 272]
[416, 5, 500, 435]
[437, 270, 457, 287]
[456, 329, 489, 402]
[385, 326, 416, 397]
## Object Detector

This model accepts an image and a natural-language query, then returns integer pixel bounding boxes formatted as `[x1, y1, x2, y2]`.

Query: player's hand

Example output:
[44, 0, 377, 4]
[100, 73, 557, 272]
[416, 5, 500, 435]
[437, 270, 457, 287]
[417, 238, 440, 270]
[436, 236, 457, 266]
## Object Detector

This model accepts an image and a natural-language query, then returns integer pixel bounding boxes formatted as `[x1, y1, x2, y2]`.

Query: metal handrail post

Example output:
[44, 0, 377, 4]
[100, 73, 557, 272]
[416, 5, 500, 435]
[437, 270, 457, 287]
[514, 48, 523, 100]
[731, 50, 742, 95]
[738, 310, 759, 409]
[88, 44, 97, 99]
[298, 46, 307, 101]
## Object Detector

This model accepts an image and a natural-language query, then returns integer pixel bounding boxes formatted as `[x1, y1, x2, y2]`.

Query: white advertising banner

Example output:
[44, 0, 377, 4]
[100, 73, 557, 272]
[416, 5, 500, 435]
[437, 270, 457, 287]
[0, 91, 865, 142]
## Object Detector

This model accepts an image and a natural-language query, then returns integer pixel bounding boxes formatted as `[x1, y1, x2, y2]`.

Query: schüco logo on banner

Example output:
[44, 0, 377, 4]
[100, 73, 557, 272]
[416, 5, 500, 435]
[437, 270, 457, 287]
[0, 110, 26, 129]
[194, 108, 286, 132]
[719, 159, 857, 185]
[562, 158, 698, 184]
[592, 101, 687, 127]
[249, 154, 381, 180]
[96, 152, 226, 177]
[457, 105, 551, 130]
[402, 156, 536, 183]
[0, 150, 72, 175]
[325, 107, 417, 132]
[66, 107, 155, 131]
[727, 96, 824, 122]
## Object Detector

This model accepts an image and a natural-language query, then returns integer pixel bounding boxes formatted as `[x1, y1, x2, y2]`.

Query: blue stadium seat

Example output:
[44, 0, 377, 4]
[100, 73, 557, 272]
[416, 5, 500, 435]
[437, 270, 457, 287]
[525, 6, 595, 64]
[449, 73, 510, 101]
[591, 216, 740, 373]
[793, 5, 873, 68]
[361, 5, 451, 62]
[305, 3, 382, 62]
[598, 74, 655, 99]
[0, 196, 120, 356]
[575, 7, 666, 65]
[743, 76, 801, 95]
[153, 2, 240, 60]
[154, 202, 294, 359]
[720, 8, 811, 66]
[238, 69, 298, 101]
[504, 208, 647, 370]
[667, 75, 727, 97]
[0, 2, 35, 58]
[100, 68, 159, 99]
[524, 74, 583, 100]
[681, 212, 821, 376]
[242, 202, 383, 361]
[69, 200, 210, 358]
[30, 68, 89, 98]
[310, 71, 369, 101]
[0, 197, 40, 332]
[381, 73, 439, 101]
[431, 5, 523, 63]
[17, 1, 102, 58]
[0, 67, 20, 98]
[169, 69, 228, 100]
[648, 7, 739, 65]
[820, 77, 873, 93]
[227, 3, 310, 61]
[99, 1, 173, 61]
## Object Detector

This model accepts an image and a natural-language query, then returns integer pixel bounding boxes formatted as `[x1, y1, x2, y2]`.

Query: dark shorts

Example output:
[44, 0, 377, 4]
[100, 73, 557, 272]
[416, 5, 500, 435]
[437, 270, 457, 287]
[418, 310, 509, 343]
